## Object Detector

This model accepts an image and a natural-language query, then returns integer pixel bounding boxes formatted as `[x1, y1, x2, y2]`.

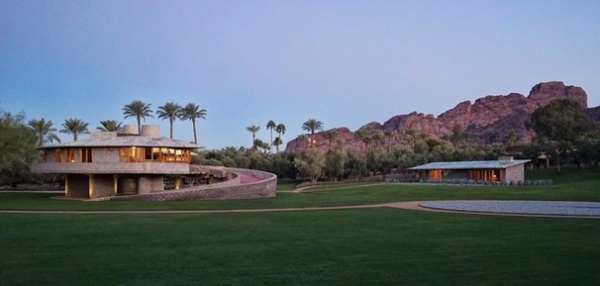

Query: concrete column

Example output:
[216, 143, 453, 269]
[65, 175, 69, 197]
[175, 177, 182, 190]
[89, 174, 95, 198]
[113, 175, 118, 195]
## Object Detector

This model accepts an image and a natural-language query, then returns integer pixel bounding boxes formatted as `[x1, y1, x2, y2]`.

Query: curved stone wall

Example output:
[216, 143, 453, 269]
[107, 167, 277, 201]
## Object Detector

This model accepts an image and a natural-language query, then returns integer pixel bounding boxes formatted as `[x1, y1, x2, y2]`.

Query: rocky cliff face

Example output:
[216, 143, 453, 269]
[285, 81, 592, 152]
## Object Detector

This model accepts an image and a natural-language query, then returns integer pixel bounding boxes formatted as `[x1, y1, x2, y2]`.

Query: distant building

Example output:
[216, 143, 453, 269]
[408, 157, 531, 184]
[32, 125, 200, 199]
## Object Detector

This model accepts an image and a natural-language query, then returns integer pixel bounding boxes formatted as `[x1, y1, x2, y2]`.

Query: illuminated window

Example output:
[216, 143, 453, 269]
[120, 148, 129, 162]
[64, 149, 75, 163]
[81, 148, 93, 163]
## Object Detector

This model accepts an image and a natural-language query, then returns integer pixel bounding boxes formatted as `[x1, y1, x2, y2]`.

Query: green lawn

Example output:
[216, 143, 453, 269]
[1, 167, 599, 285]
[0, 167, 599, 211]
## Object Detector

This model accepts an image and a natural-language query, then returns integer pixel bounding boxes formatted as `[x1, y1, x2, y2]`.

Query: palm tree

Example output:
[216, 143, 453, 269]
[156, 102, 182, 139]
[28, 118, 60, 147]
[122, 100, 154, 134]
[60, 118, 89, 141]
[179, 103, 207, 145]
[302, 119, 323, 148]
[273, 136, 283, 153]
[97, 120, 122, 132]
[276, 123, 286, 139]
[253, 138, 269, 153]
[266, 120, 276, 151]
[246, 125, 261, 147]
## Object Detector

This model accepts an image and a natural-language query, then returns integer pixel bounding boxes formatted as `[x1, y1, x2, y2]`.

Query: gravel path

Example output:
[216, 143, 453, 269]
[419, 200, 600, 217]
[1, 197, 599, 218]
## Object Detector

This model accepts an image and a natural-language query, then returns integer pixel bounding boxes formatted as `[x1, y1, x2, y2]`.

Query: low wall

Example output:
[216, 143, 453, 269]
[107, 167, 277, 201]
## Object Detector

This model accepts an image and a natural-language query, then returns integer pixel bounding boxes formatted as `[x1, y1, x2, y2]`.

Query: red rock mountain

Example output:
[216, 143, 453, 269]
[286, 81, 592, 152]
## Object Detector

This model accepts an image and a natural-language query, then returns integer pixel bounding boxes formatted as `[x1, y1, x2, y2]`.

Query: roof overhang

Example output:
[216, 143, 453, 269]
[408, 159, 531, 170]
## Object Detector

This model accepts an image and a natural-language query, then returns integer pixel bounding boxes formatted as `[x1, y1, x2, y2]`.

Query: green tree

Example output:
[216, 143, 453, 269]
[345, 150, 367, 179]
[157, 102, 182, 139]
[530, 99, 595, 173]
[506, 130, 517, 147]
[0, 110, 37, 179]
[273, 136, 283, 153]
[97, 120, 122, 132]
[324, 149, 346, 181]
[253, 138, 270, 153]
[266, 120, 276, 151]
[179, 103, 207, 145]
[122, 100, 154, 134]
[371, 130, 384, 149]
[246, 125, 261, 147]
[367, 147, 395, 175]
[28, 118, 60, 147]
[276, 123, 286, 139]
[355, 126, 373, 151]
[384, 130, 396, 152]
[572, 130, 600, 168]
[60, 118, 89, 141]
[302, 119, 323, 148]
[275, 123, 286, 150]
[448, 123, 464, 146]
[294, 148, 325, 183]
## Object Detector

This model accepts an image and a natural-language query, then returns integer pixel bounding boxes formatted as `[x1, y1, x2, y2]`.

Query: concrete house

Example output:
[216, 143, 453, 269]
[32, 125, 200, 199]
[408, 157, 531, 184]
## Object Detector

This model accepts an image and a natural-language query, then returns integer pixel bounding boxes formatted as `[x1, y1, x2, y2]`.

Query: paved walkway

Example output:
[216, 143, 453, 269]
[1, 200, 599, 218]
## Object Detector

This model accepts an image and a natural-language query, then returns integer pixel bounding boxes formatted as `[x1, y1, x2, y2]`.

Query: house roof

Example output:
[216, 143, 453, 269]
[39, 135, 199, 150]
[408, 159, 531, 170]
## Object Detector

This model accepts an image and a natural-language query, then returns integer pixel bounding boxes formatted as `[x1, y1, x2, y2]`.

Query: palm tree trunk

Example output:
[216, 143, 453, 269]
[270, 131, 274, 153]
[137, 115, 141, 134]
[192, 119, 198, 145]
[169, 118, 174, 139]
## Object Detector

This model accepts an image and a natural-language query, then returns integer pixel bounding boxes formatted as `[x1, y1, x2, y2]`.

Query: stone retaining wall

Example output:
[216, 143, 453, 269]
[107, 167, 276, 201]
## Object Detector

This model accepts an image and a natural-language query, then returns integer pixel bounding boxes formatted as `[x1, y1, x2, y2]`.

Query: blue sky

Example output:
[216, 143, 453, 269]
[1, 0, 599, 149]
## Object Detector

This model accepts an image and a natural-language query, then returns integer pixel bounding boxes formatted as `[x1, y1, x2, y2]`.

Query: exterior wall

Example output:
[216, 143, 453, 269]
[91, 174, 116, 199]
[138, 176, 165, 194]
[504, 164, 525, 183]
[66, 174, 89, 198]
[106, 168, 276, 201]
[32, 162, 190, 175]
[93, 148, 120, 163]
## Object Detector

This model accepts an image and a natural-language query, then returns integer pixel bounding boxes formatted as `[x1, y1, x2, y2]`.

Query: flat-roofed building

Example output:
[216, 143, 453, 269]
[408, 157, 531, 184]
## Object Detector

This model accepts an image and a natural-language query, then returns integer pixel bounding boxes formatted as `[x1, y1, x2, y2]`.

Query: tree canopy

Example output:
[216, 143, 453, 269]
[0, 109, 37, 184]
[28, 118, 60, 147]
[530, 99, 596, 172]
[122, 100, 154, 134]
[179, 103, 206, 145]
[157, 102, 182, 139]
[60, 118, 89, 141]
